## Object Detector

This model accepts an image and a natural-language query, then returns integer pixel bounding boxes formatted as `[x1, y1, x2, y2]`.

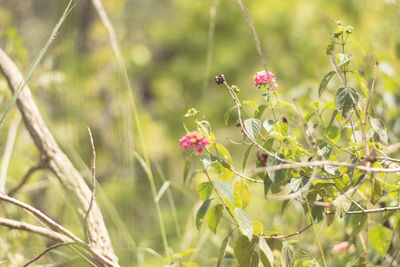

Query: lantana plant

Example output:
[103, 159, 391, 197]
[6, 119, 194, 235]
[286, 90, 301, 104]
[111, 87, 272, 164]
[180, 20, 400, 267]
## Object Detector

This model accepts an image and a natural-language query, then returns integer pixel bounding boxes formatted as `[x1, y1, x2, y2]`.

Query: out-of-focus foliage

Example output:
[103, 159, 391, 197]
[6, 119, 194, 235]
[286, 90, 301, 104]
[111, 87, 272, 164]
[0, 0, 400, 266]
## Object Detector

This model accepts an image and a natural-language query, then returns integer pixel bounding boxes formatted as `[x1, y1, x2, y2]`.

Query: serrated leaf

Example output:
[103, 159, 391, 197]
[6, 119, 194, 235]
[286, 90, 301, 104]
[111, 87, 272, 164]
[318, 71, 336, 97]
[233, 179, 252, 208]
[371, 178, 383, 205]
[242, 144, 253, 171]
[336, 53, 352, 67]
[235, 208, 253, 240]
[327, 126, 341, 143]
[335, 87, 359, 117]
[259, 238, 274, 267]
[255, 104, 268, 119]
[244, 118, 262, 139]
[217, 233, 230, 267]
[281, 242, 295, 267]
[183, 154, 193, 184]
[267, 156, 287, 185]
[263, 119, 276, 133]
[368, 226, 393, 257]
[195, 199, 212, 229]
[334, 194, 352, 218]
[207, 204, 223, 233]
[214, 180, 234, 204]
[198, 182, 213, 202]
[224, 106, 236, 125]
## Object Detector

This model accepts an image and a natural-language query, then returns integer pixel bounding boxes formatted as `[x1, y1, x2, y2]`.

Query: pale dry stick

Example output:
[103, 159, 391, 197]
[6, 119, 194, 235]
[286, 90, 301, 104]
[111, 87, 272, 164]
[326, 205, 400, 215]
[0, 217, 73, 243]
[252, 160, 400, 174]
[235, 0, 268, 72]
[0, 48, 118, 265]
[203, 0, 220, 94]
[223, 79, 290, 163]
[260, 223, 313, 239]
[85, 127, 97, 247]
[0, 114, 21, 192]
[7, 163, 42, 197]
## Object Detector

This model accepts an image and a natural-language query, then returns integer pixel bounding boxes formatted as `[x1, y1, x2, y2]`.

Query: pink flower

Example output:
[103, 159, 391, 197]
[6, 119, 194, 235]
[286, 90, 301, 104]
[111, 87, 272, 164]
[332, 241, 352, 253]
[179, 131, 210, 154]
[253, 70, 278, 90]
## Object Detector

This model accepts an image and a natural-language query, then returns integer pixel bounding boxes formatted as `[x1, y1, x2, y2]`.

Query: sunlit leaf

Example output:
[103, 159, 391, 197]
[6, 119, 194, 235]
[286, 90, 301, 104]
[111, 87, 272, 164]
[243, 100, 258, 111]
[207, 204, 223, 233]
[234, 208, 253, 240]
[370, 178, 383, 205]
[214, 180, 234, 204]
[253, 221, 264, 235]
[244, 118, 262, 139]
[327, 126, 341, 143]
[233, 179, 252, 208]
[318, 71, 336, 97]
[259, 238, 274, 267]
[198, 182, 213, 202]
[368, 226, 392, 257]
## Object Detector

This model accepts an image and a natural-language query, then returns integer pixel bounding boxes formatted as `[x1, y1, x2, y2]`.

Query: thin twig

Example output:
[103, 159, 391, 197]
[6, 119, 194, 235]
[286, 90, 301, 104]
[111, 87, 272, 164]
[326, 205, 400, 215]
[0, 114, 21, 192]
[23, 242, 76, 267]
[235, 0, 268, 71]
[7, 163, 42, 197]
[85, 127, 97, 246]
[260, 223, 313, 239]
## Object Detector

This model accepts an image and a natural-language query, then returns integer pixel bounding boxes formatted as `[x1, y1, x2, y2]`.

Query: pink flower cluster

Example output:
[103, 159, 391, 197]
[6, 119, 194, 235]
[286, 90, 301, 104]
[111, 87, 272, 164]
[332, 241, 355, 253]
[179, 131, 210, 154]
[253, 70, 278, 90]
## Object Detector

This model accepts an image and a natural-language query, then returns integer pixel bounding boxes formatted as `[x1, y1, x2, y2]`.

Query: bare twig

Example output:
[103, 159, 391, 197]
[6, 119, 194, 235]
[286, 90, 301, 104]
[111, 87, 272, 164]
[85, 127, 97, 246]
[260, 223, 313, 239]
[235, 0, 268, 71]
[23, 242, 76, 267]
[326, 205, 400, 215]
[7, 163, 42, 197]
[0, 114, 21, 192]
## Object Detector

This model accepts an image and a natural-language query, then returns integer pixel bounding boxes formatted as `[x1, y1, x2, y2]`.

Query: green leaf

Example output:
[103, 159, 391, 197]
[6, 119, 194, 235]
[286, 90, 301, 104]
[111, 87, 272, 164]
[371, 178, 383, 205]
[207, 204, 223, 234]
[281, 242, 295, 267]
[184, 263, 200, 267]
[352, 70, 369, 97]
[249, 251, 259, 267]
[368, 226, 393, 257]
[224, 106, 236, 125]
[214, 180, 234, 204]
[336, 53, 352, 67]
[183, 154, 193, 184]
[198, 182, 213, 202]
[233, 179, 252, 209]
[255, 105, 268, 119]
[244, 118, 262, 139]
[335, 87, 359, 117]
[263, 120, 276, 133]
[277, 100, 295, 108]
[217, 233, 230, 267]
[318, 71, 336, 97]
[259, 238, 274, 267]
[349, 40, 366, 55]
[234, 235, 258, 267]
[327, 126, 341, 143]
[311, 206, 325, 224]
[210, 161, 233, 181]
[195, 199, 212, 229]
[334, 194, 352, 218]
[242, 144, 253, 171]
[243, 100, 258, 111]
[263, 174, 272, 196]
[253, 221, 264, 235]
[267, 156, 287, 185]
[348, 213, 367, 237]
[235, 208, 254, 240]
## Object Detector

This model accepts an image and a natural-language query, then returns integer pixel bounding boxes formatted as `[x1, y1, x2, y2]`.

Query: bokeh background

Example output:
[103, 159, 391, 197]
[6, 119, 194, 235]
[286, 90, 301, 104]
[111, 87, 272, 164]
[0, 0, 400, 266]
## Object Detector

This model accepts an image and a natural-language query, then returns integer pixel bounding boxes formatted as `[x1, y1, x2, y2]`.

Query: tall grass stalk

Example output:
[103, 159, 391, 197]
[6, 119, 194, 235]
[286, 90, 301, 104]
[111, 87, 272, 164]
[0, 0, 75, 126]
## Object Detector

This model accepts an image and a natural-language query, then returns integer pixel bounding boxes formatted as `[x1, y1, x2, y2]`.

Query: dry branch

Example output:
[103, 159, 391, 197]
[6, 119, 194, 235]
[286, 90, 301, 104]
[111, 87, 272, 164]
[0, 48, 119, 265]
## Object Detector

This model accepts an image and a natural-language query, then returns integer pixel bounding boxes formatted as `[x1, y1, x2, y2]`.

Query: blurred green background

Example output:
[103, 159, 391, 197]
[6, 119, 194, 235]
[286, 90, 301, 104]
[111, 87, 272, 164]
[0, 0, 400, 266]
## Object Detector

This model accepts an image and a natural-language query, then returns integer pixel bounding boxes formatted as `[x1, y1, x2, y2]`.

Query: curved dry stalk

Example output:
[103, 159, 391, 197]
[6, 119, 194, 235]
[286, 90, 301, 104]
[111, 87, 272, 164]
[260, 223, 313, 239]
[0, 48, 118, 265]
[85, 127, 97, 246]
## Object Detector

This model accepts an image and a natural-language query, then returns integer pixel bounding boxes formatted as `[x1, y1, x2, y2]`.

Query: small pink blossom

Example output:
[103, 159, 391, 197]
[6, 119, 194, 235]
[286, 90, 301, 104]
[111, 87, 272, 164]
[179, 131, 210, 154]
[332, 241, 353, 253]
[253, 70, 278, 90]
